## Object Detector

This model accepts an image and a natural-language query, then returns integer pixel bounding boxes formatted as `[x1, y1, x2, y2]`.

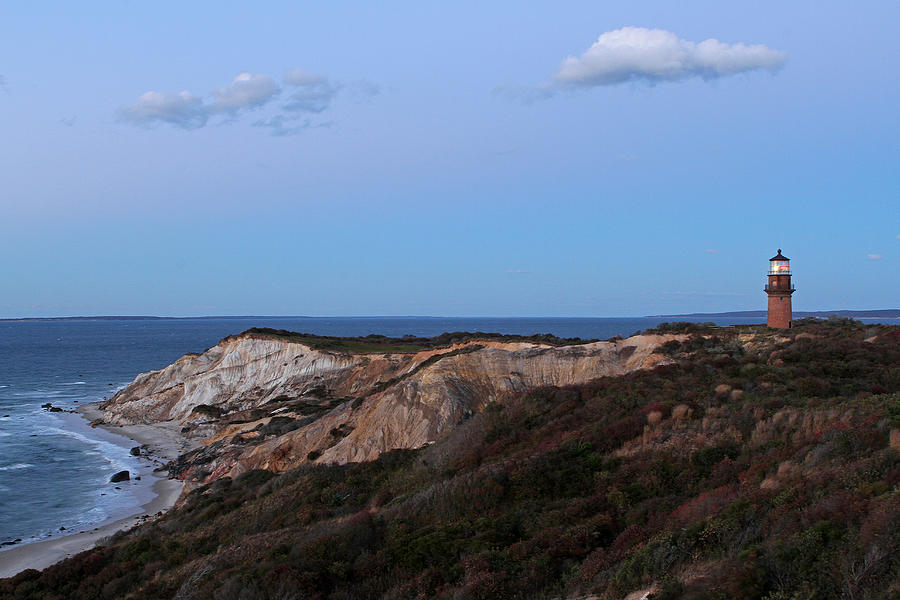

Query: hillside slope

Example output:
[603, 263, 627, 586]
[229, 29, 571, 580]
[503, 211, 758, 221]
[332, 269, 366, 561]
[4, 320, 899, 599]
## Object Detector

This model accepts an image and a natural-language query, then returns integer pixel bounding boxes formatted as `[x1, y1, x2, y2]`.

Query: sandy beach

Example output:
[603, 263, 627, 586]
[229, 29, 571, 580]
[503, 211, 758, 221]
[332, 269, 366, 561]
[0, 404, 195, 579]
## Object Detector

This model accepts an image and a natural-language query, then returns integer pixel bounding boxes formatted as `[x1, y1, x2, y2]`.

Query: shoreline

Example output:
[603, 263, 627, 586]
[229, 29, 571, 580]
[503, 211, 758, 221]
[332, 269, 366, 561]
[0, 404, 195, 578]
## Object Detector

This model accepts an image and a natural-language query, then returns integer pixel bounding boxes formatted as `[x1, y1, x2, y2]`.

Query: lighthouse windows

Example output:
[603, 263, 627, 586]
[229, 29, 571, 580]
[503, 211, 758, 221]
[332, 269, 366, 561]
[769, 260, 790, 275]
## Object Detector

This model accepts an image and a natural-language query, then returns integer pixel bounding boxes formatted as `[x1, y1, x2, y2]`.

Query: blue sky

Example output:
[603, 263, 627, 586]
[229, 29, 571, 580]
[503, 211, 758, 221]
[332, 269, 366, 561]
[0, 1, 897, 317]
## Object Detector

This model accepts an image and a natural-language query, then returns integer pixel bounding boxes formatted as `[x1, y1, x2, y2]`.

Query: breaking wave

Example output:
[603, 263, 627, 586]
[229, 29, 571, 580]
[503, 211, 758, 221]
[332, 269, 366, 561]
[0, 463, 34, 471]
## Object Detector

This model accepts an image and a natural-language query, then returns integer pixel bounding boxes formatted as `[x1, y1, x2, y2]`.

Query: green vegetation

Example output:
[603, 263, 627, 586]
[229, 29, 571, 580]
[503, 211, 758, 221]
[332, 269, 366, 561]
[642, 321, 720, 334]
[3, 321, 899, 599]
[231, 328, 596, 353]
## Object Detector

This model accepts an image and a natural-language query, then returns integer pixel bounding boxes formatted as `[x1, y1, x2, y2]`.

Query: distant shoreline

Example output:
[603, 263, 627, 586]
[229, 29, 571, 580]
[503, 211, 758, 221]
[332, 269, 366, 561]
[2, 310, 898, 322]
[644, 309, 900, 319]
[0, 315, 314, 322]
[0, 315, 447, 322]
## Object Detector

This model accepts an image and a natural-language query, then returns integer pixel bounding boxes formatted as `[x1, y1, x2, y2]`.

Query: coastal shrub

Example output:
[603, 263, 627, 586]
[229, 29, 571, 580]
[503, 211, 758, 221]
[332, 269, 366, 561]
[234, 469, 277, 490]
[191, 404, 223, 418]
[256, 416, 301, 437]
[3, 321, 899, 600]
[650, 575, 684, 599]
[235, 328, 596, 354]
[691, 444, 739, 476]
[644, 321, 717, 334]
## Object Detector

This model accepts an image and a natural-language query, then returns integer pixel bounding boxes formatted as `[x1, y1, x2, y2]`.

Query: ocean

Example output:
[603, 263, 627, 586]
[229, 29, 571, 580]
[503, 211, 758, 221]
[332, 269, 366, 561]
[0, 314, 878, 548]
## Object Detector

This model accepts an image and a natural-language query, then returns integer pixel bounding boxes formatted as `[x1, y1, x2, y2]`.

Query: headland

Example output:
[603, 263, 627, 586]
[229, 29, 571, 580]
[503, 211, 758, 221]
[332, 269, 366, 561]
[2, 320, 898, 599]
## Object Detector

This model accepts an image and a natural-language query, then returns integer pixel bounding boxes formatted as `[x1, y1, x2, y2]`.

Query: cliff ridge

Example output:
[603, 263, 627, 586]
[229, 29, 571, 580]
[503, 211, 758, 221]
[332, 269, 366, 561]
[100, 331, 680, 481]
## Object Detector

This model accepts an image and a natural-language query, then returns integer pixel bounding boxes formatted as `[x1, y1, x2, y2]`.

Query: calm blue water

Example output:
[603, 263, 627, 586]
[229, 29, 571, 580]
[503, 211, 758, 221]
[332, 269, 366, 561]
[2, 313, 881, 547]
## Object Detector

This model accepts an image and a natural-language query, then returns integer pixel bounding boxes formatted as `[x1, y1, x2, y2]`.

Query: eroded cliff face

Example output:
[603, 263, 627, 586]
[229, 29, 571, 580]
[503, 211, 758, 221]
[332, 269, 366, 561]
[100, 333, 681, 482]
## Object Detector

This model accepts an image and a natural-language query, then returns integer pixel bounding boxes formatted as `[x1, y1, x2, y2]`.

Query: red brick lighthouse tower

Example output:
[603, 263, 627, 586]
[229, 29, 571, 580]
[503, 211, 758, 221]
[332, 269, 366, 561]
[765, 249, 794, 328]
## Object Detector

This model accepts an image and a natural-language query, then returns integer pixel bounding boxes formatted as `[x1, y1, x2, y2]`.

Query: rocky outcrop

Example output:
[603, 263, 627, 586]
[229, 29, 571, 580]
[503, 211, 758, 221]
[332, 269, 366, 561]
[110, 470, 130, 483]
[100, 332, 681, 482]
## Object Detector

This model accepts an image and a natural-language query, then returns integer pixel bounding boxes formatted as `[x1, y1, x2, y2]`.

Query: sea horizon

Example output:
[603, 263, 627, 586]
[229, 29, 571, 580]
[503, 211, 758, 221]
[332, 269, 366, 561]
[3, 308, 898, 322]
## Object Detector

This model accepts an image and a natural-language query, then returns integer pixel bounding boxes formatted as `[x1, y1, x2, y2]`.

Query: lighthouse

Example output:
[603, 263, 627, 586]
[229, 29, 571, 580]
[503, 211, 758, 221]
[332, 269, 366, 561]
[765, 249, 794, 328]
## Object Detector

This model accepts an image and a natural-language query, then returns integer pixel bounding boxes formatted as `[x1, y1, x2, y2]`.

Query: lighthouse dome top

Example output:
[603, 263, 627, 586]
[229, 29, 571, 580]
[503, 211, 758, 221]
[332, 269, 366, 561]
[769, 249, 790, 261]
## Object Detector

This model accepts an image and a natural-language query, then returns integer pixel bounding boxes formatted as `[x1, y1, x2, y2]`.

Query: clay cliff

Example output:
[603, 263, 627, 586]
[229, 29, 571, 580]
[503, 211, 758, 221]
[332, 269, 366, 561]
[99, 331, 681, 482]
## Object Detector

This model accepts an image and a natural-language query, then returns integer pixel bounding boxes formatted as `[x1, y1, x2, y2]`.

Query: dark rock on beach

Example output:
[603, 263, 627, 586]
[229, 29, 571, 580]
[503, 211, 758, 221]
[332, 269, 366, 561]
[130, 446, 141, 456]
[110, 470, 130, 483]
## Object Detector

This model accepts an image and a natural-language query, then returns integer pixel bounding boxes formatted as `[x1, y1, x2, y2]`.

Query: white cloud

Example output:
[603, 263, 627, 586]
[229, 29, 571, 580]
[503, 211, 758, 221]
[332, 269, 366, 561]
[867, 254, 883, 260]
[555, 27, 787, 87]
[116, 90, 208, 129]
[118, 72, 281, 129]
[246, 69, 344, 135]
[506, 269, 532, 274]
[705, 249, 720, 254]
[210, 73, 280, 113]
[498, 27, 786, 101]
[118, 69, 374, 134]
[283, 69, 340, 114]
